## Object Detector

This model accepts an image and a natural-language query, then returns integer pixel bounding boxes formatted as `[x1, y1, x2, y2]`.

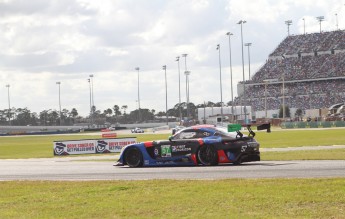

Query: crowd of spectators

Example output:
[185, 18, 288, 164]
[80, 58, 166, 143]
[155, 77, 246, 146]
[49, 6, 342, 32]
[270, 30, 345, 57]
[234, 30, 345, 113]
[251, 53, 345, 82]
[235, 80, 344, 111]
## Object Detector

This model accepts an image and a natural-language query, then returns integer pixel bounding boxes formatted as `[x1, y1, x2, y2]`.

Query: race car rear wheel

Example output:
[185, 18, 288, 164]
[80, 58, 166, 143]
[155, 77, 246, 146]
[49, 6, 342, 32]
[197, 144, 218, 166]
[124, 147, 143, 167]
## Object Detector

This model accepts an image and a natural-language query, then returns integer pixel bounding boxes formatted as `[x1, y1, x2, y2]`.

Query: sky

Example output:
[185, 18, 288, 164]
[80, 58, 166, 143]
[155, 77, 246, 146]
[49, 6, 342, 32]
[0, 0, 344, 117]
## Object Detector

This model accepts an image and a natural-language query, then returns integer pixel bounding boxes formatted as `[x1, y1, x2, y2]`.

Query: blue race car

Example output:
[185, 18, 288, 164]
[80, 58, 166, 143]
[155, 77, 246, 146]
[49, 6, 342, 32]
[115, 123, 270, 167]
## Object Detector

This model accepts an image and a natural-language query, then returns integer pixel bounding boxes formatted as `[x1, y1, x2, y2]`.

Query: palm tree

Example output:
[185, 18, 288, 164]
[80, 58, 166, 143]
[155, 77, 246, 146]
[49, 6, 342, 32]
[121, 105, 128, 115]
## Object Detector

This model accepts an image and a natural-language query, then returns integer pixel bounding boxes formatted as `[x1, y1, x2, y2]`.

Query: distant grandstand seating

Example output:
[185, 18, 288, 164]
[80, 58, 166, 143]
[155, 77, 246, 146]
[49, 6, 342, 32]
[252, 53, 345, 82]
[269, 30, 345, 57]
[234, 30, 345, 114]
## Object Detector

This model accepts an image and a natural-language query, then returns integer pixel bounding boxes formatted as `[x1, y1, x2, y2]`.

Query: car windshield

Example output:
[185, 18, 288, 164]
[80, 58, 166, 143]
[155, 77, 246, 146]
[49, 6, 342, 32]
[213, 127, 237, 138]
[172, 126, 238, 140]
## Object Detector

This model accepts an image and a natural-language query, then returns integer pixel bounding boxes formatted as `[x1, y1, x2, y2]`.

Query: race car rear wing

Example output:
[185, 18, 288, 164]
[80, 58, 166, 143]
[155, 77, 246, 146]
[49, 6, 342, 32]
[228, 123, 271, 138]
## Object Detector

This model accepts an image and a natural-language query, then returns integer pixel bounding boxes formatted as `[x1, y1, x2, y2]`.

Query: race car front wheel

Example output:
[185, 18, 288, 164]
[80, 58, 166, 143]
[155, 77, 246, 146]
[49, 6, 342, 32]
[124, 147, 143, 167]
[197, 144, 218, 166]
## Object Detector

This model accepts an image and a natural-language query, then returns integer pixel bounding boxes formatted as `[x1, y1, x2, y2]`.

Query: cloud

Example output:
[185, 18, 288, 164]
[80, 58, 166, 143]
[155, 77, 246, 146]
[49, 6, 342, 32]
[0, 0, 344, 116]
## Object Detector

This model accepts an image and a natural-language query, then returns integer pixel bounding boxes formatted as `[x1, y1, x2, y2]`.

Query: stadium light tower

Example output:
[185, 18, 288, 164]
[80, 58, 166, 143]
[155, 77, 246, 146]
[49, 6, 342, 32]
[285, 20, 292, 36]
[89, 74, 94, 110]
[162, 65, 168, 125]
[316, 16, 324, 33]
[335, 13, 339, 30]
[263, 79, 278, 118]
[182, 54, 189, 118]
[263, 80, 269, 118]
[226, 32, 234, 122]
[135, 67, 141, 122]
[56, 82, 62, 125]
[281, 55, 286, 120]
[216, 44, 223, 123]
[184, 70, 191, 119]
[6, 84, 11, 125]
[87, 78, 92, 125]
[237, 20, 247, 123]
[302, 18, 306, 35]
[244, 43, 252, 80]
[176, 56, 182, 122]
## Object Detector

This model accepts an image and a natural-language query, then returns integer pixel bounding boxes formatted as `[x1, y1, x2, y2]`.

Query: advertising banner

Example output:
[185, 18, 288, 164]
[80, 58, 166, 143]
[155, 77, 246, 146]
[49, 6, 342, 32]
[53, 137, 136, 156]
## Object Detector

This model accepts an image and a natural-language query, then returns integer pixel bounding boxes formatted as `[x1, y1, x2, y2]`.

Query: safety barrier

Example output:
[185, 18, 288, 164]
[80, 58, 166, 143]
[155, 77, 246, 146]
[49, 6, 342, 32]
[281, 121, 345, 129]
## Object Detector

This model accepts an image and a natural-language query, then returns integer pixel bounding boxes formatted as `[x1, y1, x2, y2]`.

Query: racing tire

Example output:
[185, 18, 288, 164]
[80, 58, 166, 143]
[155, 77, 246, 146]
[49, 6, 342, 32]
[124, 147, 143, 167]
[197, 144, 218, 166]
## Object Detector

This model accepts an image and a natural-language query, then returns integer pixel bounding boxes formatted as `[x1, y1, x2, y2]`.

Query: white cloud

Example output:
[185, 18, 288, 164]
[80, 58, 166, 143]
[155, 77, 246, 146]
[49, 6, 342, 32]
[0, 0, 344, 116]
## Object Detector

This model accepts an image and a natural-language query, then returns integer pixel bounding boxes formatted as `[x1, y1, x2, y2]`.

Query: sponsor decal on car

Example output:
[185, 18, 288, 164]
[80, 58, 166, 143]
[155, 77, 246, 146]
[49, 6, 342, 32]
[154, 148, 159, 156]
[203, 132, 210, 136]
[172, 145, 191, 152]
[161, 145, 172, 157]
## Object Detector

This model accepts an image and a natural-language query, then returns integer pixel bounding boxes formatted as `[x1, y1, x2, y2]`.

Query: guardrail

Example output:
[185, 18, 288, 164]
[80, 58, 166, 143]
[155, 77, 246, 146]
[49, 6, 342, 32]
[281, 121, 345, 129]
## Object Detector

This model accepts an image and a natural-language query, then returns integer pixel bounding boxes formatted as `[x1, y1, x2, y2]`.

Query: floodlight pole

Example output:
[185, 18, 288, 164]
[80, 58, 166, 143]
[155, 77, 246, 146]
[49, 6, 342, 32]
[135, 67, 141, 122]
[226, 32, 234, 122]
[335, 13, 339, 30]
[87, 78, 92, 125]
[245, 43, 252, 80]
[89, 74, 94, 110]
[302, 18, 306, 35]
[56, 82, 62, 125]
[216, 44, 223, 124]
[163, 65, 168, 125]
[6, 84, 11, 125]
[285, 20, 292, 36]
[316, 16, 324, 33]
[182, 54, 189, 118]
[281, 56, 286, 121]
[238, 20, 247, 123]
[176, 56, 182, 122]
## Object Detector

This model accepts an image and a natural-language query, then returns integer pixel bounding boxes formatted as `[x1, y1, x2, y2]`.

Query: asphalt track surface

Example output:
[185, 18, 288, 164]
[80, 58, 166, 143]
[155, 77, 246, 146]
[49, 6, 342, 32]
[1, 156, 345, 181]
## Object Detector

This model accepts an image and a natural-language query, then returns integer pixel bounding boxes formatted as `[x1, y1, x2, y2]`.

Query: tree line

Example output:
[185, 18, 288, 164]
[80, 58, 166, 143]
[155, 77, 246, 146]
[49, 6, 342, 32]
[0, 101, 227, 126]
[0, 101, 296, 126]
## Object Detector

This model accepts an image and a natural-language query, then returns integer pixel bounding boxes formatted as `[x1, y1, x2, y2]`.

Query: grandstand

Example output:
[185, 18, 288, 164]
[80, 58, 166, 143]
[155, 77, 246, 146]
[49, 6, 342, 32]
[234, 30, 345, 120]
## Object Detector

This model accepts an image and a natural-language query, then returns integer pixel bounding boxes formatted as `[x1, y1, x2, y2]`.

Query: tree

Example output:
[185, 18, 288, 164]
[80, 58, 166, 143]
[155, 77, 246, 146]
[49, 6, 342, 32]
[121, 105, 128, 114]
[113, 105, 121, 119]
[70, 108, 78, 118]
[295, 108, 303, 120]
[206, 101, 215, 107]
[14, 107, 36, 125]
[279, 105, 291, 118]
[106, 108, 113, 117]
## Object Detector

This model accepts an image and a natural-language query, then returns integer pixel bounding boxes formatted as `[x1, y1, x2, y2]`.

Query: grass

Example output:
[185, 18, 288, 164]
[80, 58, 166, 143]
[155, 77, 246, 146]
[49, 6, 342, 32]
[1, 129, 344, 218]
[254, 128, 345, 148]
[0, 179, 344, 219]
[262, 148, 345, 160]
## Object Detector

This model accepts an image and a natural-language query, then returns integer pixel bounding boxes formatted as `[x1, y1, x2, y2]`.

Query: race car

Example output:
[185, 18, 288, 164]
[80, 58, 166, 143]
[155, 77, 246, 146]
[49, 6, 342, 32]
[116, 123, 270, 167]
[131, 127, 144, 133]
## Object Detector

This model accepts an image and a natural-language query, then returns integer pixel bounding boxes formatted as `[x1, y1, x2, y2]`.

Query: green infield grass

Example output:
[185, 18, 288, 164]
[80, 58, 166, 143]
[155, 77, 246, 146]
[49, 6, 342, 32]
[262, 148, 345, 160]
[0, 178, 344, 219]
[253, 128, 345, 148]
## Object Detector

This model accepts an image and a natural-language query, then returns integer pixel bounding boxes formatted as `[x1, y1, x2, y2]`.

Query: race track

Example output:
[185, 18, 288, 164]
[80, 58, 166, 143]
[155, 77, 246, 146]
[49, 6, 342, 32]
[0, 157, 344, 181]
